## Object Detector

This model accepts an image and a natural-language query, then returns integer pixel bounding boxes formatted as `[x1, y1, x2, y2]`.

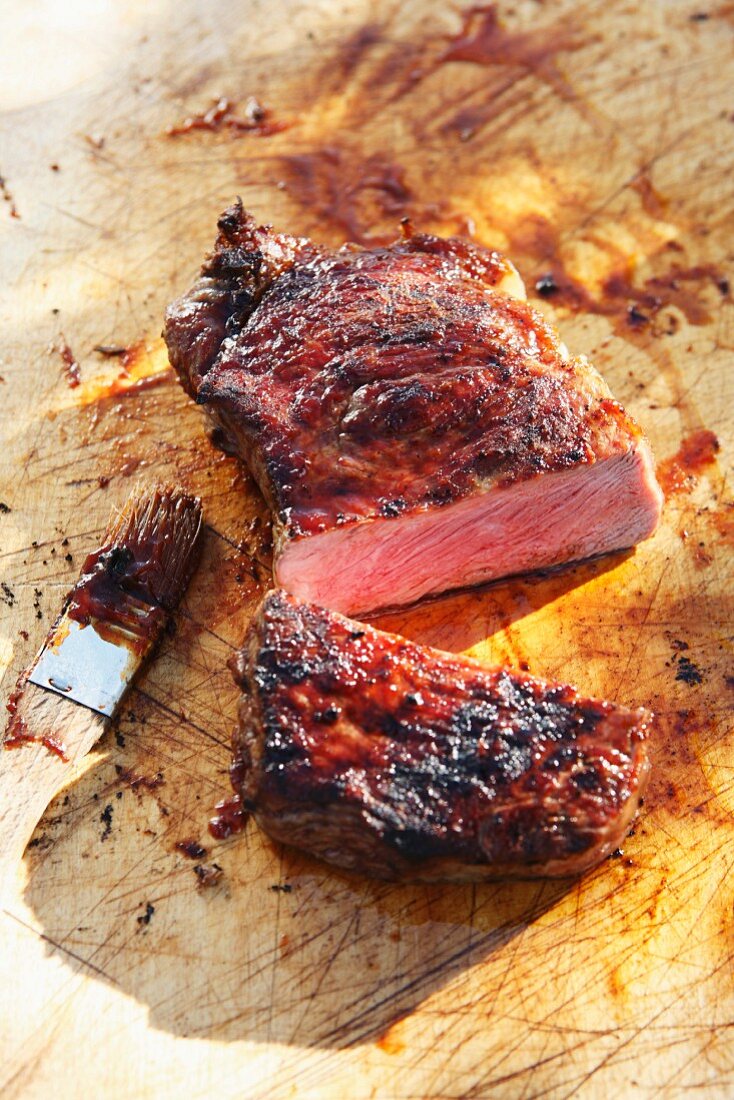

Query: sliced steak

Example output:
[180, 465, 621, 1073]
[230, 590, 651, 882]
[165, 202, 663, 615]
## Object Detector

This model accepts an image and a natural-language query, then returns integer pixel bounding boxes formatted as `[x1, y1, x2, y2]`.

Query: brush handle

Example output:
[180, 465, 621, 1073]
[0, 684, 106, 898]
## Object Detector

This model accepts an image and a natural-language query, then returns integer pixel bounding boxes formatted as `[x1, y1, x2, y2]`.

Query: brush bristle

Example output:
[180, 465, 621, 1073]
[104, 485, 203, 610]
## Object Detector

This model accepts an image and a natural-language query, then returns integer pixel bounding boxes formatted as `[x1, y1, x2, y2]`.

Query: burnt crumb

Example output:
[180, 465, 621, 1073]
[718, 278, 730, 296]
[270, 883, 293, 893]
[64, 553, 73, 563]
[28, 834, 54, 851]
[1, 582, 15, 607]
[61, 538, 69, 547]
[535, 273, 558, 297]
[100, 803, 114, 840]
[380, 497, 407, 517]
[115, 791, 123, 800]
[0, 502, 10, 514]
[671, 638, 689, 651]
[194, 862, 223, 887]
[93, 344, 127, 357]
[137, 902, 155, 926]
[610, 848, 624, 858]
[689, 11, 710, 20]
[176, 838, 208, 859]
[675, 656, 703, 685]
[115, 730, 126, 748]
[314, 704, 340, 724]
[627, 304, 649, 326]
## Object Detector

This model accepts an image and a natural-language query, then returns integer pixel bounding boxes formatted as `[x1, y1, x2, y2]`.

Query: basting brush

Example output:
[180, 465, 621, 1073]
[0, 485, 203, 888]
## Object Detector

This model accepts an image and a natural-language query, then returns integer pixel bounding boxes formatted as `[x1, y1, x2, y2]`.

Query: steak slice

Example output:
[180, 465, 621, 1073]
[231, 590, 651, 882]
[165, 202, 663, 615]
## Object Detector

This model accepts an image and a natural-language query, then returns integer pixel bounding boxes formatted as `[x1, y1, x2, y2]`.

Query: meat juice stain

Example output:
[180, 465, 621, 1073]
[657, 429, 720, 496]
[280, 148, 413, 246]
[376, 1026, 406, 1055]
[70, 341, 173, 408]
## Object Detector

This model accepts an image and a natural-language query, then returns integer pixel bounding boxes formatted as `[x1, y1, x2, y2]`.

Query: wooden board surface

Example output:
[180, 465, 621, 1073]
[1, 1, 733, 1096]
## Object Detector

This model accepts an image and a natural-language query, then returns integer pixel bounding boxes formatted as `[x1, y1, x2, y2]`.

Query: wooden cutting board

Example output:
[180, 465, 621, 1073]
[1, 2, 733, 1096]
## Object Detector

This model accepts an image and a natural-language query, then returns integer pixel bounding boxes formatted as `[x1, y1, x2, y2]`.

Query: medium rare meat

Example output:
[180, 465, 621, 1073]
[230, 590, 651, 882]
[165, 202, 663, 615]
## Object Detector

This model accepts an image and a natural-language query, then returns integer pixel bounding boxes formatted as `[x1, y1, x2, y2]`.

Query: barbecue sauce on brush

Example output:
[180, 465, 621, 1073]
[66, 544, 168, 653]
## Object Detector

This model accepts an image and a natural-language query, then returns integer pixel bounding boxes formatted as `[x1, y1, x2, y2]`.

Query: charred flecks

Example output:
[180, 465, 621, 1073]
[218, 203, 245, 238]
[208, 246, 263, 279]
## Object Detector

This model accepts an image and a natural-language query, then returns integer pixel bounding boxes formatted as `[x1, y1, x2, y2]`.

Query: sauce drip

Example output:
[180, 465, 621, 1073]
[167, 96, 287, 138]
[208, 795, 248, 839]
[658, 430, 720, 496]
[4, 716, 69, 762]
[57, 341, 81, 388]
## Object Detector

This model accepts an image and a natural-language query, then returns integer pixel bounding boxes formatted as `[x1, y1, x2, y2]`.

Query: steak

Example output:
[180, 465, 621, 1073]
[230, 590, 651, 882]
[165, 202, 663, 615]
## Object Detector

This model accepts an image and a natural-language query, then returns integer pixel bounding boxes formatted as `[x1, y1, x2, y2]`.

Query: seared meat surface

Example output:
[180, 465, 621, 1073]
[231, 591, 651, 882]
[166, 202, 662, 614]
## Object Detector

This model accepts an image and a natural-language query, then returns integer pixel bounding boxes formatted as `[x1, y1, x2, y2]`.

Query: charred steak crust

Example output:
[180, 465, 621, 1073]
[231, 591, 651, 882]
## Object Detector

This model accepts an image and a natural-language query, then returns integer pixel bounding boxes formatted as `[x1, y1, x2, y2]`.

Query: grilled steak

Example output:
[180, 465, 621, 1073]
[165, 202, 663, 615]
[230, 590, 651, 882]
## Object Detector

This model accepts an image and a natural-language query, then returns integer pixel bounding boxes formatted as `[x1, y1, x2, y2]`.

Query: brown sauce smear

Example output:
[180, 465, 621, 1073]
[436, 3, 591, 104]
[0, 173, 19, 219]
[167, 96, 287, 138]
[280, 149, 413, 246]
[658, 430, 720, 496]
[513, 214, 728, 330]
